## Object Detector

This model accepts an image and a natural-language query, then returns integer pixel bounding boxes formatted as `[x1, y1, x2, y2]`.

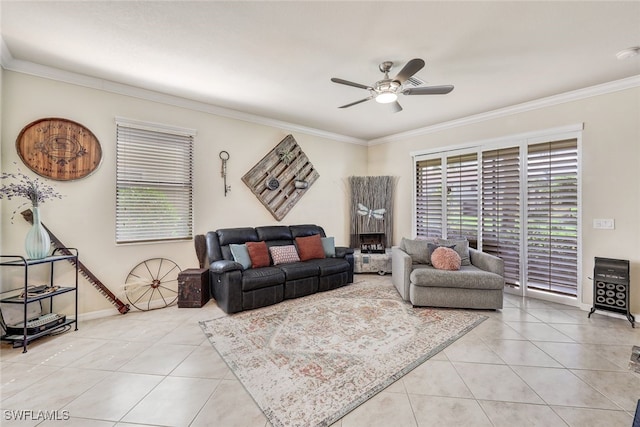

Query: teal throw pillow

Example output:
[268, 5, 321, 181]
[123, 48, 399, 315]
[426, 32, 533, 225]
[230, 244, 252, 270]
[321, 237, 336, 257]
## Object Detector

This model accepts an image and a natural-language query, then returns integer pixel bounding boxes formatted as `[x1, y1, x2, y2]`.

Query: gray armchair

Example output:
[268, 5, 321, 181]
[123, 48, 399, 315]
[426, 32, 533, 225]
[392, 241, 504, 310]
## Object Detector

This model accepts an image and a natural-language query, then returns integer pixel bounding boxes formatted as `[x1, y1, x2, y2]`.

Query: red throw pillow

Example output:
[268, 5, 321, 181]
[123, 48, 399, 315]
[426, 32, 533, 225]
[431, 246, 461, 271]
[295, 234, 326, 261]
[246, 241, 270, 268]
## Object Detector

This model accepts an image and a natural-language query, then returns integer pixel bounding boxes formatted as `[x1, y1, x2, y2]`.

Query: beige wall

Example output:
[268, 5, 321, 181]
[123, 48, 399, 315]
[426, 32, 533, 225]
[0, 71, 367, 316]
[368, 88, 640, 312]
[2, 70, 638, 317]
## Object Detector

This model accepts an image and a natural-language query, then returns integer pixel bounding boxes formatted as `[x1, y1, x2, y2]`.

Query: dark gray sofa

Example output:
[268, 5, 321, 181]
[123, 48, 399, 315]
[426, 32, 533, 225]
[205, 224, 354, 313]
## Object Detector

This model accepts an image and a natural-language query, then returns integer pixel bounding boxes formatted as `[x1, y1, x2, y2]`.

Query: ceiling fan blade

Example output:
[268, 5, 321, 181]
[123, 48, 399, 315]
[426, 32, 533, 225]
[403, 85, 454, 95]
[393, 58, 425, 83]
[390, 101, 403, 113]
[338, 96, 374, 108]
[331, 78, 372, 90]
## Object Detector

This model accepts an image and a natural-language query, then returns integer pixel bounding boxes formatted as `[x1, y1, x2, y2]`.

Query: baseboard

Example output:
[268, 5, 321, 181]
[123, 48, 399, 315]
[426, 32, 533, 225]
[77, 307, 122, 322]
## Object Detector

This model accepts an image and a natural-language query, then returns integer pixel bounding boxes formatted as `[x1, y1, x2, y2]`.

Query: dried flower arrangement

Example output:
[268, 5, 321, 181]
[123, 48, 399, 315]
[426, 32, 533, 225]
[0, 165, 63, 222]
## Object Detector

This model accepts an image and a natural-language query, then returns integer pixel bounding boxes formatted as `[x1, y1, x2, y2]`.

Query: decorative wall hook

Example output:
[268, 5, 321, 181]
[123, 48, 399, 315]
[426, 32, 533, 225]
[219, 150, 231, 196]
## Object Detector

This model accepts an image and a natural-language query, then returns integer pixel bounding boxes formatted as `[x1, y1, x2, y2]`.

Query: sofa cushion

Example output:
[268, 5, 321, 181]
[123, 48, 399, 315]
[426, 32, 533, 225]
[217, 227, 259, 246]
[437, 238, 471, 266]
[304, 258, 350, 276]
[246, 241, 270, 268]
[431, 247, 461, 271]
[269, 245, 301, 265]
[256, 225, 293, 241]
[230, 244, 252, 270]
[278, 262, 320, 280]
[242, 266, 286, 291]
[401, 237, 434, 265]
[290, 224, 326, 238]
[410, 265, 504, 290]
[296, 234, 326, 261]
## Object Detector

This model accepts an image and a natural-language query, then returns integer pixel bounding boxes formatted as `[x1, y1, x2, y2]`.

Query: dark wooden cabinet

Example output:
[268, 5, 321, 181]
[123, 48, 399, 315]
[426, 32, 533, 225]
[178, 268, 210, 308]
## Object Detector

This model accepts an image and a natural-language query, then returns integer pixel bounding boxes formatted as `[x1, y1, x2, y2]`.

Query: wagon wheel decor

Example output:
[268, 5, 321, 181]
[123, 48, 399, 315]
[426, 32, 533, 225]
[124, 258, 181, 311]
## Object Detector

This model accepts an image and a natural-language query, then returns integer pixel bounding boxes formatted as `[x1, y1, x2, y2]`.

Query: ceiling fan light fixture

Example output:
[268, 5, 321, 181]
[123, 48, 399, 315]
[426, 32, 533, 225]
[375, 91, 398, 104]
[616, 47, 640, 60]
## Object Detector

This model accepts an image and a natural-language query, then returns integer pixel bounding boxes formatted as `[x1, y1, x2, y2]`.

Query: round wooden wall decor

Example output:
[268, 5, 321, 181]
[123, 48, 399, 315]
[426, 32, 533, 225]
[16, 117, 102, 181]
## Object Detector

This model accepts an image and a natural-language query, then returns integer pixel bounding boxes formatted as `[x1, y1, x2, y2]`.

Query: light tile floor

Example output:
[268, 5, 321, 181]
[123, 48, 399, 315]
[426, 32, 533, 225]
[1, 275, 639, 426]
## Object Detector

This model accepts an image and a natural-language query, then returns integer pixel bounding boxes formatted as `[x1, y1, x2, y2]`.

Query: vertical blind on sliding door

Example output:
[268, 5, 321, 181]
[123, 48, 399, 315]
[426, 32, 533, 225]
[526, 139, 578, 295]
[446, 153, 478, 242]
[415, 158, 443, 238]
[481, 147, 520, 286]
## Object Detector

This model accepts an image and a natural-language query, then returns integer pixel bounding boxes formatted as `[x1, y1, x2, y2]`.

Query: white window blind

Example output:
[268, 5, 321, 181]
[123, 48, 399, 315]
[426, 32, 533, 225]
[482, 147, 521, 286]
[446, 153, 478, 242]
[415, 158, 442, 238]
[116, 119, 194, 244]
[526, 139, 578, 295]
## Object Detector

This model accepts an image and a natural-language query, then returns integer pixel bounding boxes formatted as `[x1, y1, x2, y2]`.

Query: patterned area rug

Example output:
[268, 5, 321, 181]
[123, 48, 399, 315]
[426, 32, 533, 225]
[200, 277, 487, 427]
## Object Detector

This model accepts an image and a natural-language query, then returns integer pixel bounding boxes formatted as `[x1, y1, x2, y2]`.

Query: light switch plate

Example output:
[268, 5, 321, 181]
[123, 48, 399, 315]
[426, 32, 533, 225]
[593, 219, 615, 229]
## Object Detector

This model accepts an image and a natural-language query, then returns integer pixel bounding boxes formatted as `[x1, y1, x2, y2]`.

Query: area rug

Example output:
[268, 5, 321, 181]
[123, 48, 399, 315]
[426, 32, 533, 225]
[200, 277, 487, 427]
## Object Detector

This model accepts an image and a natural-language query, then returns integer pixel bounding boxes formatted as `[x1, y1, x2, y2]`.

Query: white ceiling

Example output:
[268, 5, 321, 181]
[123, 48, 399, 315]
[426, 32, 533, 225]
[1, 1, 639, 143]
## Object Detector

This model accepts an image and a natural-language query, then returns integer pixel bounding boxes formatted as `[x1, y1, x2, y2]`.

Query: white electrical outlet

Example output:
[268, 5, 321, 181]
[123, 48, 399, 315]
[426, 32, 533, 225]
[593, 219, 615, 229]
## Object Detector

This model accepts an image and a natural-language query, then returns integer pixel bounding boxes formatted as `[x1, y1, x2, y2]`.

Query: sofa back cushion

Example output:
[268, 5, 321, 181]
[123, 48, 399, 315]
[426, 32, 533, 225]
[216, 228, 259, 261]
[290, 224, 326, 239]
[401, 237, 436, 265]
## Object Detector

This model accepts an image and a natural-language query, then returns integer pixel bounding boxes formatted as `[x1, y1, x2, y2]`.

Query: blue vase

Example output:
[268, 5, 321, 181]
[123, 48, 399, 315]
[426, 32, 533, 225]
[25, 207, 51, 260]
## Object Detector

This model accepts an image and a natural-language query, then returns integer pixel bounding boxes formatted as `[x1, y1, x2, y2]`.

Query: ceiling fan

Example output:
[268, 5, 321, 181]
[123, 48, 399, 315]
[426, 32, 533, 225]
[331, 58, 453, 113]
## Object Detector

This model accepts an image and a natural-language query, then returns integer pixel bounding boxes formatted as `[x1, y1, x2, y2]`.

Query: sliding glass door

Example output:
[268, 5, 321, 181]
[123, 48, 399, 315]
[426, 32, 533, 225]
[413, 135, 580, 302]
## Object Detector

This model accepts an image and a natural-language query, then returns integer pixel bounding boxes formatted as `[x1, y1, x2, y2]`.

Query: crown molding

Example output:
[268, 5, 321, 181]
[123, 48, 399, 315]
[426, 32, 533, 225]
[368, 75, 640, 146]
[2, 36, 637, 148]
[0, 45, 368, 146]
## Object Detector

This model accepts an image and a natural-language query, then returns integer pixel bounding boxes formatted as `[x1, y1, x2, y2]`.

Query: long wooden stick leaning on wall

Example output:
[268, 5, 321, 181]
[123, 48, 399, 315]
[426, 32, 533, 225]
[21, 209, 130, 314]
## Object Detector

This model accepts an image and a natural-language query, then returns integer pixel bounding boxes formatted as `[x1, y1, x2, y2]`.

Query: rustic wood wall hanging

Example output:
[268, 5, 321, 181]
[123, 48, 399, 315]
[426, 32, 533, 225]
[242, 134, 319, 221]
[16, 117, 102, 181]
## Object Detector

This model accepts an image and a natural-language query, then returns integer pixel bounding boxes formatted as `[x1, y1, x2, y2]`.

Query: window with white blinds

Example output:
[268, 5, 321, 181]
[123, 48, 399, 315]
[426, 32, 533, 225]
[116, 119, 194, 244]
[414, 136, 579, 297]
[415, 158, 442, 238]
[482, 147, 521, 287]
[526, 139, 578, 295]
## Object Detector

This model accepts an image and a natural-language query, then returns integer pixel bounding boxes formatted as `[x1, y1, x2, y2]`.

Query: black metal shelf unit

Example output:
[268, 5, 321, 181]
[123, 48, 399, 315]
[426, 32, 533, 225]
[0, 248, 79, 352]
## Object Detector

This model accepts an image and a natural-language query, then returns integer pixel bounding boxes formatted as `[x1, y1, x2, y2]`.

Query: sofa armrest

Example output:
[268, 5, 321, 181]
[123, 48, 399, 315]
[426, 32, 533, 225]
[469, 248, 504, 277]
[210, 259, 243, 273]
[391, 246, 412, 301]
[336, 246, 355, 283]
[335, 246, 354, 258]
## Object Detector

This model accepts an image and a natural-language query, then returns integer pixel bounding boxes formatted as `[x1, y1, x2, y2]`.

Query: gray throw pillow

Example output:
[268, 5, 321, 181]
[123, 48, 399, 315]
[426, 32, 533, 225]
[427, 242, 456, 264]
[437, 238, 470, 265]
[230, 244, 252, 270]
[400, 237, 431, 265]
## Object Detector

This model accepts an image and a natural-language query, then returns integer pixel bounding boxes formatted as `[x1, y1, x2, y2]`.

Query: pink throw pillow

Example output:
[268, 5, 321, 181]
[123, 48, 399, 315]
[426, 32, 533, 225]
[431, 247, 461, 271]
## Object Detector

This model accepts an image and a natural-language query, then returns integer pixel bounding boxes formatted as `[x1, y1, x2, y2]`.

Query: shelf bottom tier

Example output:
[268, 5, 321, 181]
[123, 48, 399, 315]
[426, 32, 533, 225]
[1, 319, 77, 347]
